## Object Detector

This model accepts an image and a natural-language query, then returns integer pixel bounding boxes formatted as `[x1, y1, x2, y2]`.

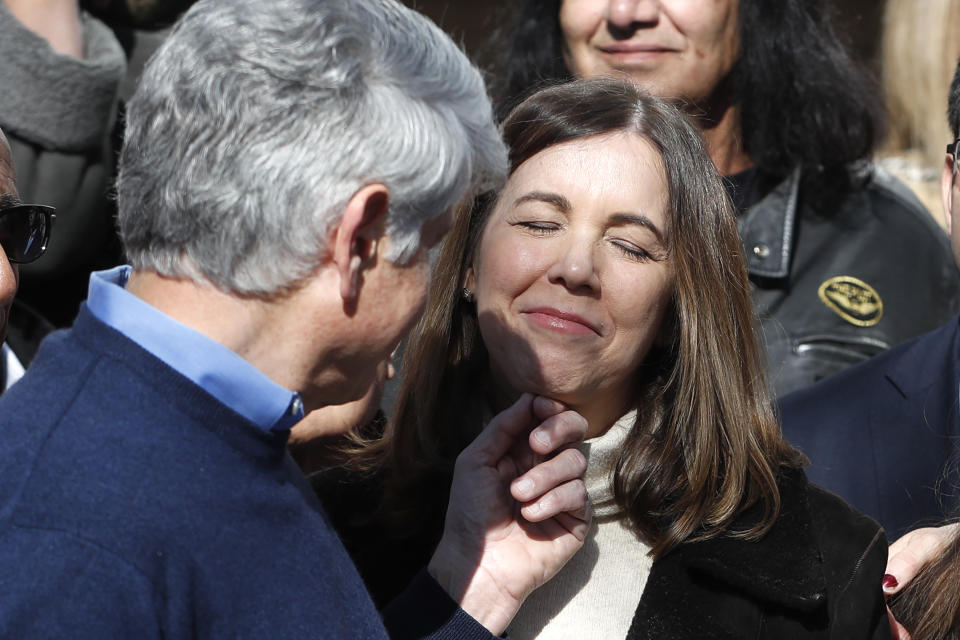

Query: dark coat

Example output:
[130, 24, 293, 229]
[315, 468, 891, 639]
[629, 471, 890, 639]
[0, 307, 495, 639]
[742, 167, 959, 397]
[779, 315, 960, 541]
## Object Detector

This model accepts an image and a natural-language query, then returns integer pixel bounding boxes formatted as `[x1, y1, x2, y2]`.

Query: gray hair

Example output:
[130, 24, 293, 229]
[117, 0, 507, 296]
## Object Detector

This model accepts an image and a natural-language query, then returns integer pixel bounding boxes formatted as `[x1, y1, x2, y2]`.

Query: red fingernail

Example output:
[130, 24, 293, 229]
[882, 574, 898, 589]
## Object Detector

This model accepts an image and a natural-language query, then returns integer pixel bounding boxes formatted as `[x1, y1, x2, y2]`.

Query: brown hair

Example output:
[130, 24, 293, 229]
[377, 78, 802, 557]
[888, 521, 960, 640]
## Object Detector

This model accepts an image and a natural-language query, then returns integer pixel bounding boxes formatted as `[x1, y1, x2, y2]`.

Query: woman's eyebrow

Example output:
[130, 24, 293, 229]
[514, 190, 571, 213]
[609, 212, 665, 243]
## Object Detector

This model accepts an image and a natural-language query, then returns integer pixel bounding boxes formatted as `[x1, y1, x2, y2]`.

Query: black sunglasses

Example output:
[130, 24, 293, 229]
[0, 204, 55, 264]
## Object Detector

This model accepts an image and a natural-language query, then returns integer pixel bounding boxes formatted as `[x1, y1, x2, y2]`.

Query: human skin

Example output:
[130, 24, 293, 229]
[126, 181, 592, 634]
[558, 0, 750, 174]
[466, 132, 675, 438]
[3, 0, 83, 58]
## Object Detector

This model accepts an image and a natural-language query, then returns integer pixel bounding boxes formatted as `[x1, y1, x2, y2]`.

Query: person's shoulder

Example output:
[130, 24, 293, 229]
[804, 480, 885, 544]
[777, 343, 896, 421]
[780, 469, 886, 590]
[799, 478, 892, 638]
[780, 315, 960, 414]
[0, 525, 159, 637]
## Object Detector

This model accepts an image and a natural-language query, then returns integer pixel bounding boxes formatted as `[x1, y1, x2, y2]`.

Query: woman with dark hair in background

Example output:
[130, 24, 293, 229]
[316, 78, 892, 639]
[490, 0, 958, 396]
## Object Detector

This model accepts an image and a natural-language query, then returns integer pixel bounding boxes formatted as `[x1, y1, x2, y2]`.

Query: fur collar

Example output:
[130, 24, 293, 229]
[629, 468, 828, 639]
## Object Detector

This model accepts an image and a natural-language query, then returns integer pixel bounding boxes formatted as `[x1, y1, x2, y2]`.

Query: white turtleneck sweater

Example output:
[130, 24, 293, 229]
[507, 411, 652, 640]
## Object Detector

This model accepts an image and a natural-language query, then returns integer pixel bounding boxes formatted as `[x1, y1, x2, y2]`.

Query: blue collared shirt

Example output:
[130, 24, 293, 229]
[86, 266, 304, 432]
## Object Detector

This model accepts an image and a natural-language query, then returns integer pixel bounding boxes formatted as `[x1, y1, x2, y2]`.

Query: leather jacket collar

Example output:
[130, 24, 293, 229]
[739, 167, 801, 280]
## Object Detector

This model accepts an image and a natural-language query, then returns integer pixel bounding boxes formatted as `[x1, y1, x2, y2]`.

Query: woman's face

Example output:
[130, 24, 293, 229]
[467, 132, 674, 413]
[559, 0, 740, 105]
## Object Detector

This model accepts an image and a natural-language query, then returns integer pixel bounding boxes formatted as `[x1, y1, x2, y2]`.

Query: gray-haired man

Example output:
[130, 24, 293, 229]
[0, 1, 589, 637]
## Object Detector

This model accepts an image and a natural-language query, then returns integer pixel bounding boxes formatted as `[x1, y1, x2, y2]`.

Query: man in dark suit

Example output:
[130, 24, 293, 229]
[779, 61, 960, 541]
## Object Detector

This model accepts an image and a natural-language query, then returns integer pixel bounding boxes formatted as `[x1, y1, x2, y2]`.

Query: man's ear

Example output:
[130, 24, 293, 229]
[943, 154, 956, 236]
[332, 183, 390, 304]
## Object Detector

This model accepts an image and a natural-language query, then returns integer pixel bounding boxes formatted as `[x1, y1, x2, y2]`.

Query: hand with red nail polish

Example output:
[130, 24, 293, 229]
[885, 523, 959, 596]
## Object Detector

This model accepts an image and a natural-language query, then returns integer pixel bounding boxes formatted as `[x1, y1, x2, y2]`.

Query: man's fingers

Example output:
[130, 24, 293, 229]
[885, 523, 959, 595]
[517, 478, 589, 523]
[464, 393, 535, 462]
[511, 448, 587, 503]
[531, 396, 568, 421]
[551, 511, 592, 543]
[528, 409, 589, 456]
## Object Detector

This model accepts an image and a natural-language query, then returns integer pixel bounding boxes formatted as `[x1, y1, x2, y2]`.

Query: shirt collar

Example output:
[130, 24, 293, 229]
[85, 266, 304, 432]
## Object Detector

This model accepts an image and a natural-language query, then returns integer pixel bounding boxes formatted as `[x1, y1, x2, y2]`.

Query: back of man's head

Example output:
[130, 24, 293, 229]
[117, 0, 506, 298]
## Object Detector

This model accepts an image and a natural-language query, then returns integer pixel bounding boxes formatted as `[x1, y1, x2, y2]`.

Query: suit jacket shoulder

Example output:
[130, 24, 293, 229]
[780, 315, 960, 538]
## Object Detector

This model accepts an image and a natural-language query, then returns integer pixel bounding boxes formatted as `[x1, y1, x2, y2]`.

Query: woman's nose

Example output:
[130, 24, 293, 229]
[547, 241, 601, 293]
[607, 0, 660, 31]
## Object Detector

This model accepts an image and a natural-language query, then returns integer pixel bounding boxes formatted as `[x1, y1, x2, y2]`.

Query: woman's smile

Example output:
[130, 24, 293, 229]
[522, 307, 602, 336]
[467, 131, 674, 416]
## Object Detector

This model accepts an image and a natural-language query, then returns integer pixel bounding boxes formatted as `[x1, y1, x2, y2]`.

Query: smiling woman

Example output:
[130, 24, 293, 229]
[315, 78, 892, 640]
[468, 132, 674, 436]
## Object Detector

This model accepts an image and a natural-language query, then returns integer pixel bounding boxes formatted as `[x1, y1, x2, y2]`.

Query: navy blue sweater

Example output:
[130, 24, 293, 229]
[0, 307, 490, 639]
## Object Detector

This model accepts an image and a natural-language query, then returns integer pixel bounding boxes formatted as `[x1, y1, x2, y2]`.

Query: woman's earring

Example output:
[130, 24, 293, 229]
[461, 288, 475, 303]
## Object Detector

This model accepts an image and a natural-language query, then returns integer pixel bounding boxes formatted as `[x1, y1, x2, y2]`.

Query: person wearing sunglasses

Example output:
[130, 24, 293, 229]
[0, 128, 54, 394]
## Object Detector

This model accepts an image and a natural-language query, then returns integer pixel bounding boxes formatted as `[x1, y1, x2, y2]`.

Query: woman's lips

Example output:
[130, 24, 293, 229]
[523, 308, 600, 336]
[596, 43, 675, 64]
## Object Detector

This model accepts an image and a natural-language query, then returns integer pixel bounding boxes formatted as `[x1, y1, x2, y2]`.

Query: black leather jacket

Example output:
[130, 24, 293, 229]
[739, 167, 960, 396]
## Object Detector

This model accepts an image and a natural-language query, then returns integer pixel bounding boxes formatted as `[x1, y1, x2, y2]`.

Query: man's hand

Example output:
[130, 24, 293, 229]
[884, 522, 960, 640]
[427, 393, 590, 635]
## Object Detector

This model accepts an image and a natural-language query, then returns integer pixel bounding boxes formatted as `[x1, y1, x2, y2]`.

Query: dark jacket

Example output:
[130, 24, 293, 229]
[315, 468, 891, 639]
[629, 471, 890, 639]
[0, 307, 495, 639]
[742, 167, 959, 397]
[779, 315, 960, 541]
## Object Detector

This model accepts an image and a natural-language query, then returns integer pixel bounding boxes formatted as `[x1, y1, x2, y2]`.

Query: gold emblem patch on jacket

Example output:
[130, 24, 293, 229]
[817, 276, 883, 327]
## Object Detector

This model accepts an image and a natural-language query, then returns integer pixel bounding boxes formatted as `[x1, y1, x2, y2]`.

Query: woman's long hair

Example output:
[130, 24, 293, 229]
[489, 0, 881, 211]
[377, 78, 803, 558]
